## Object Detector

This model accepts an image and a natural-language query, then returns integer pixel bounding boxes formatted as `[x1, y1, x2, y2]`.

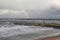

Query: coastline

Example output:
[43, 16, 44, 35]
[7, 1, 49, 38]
[34, 33, 60, 40]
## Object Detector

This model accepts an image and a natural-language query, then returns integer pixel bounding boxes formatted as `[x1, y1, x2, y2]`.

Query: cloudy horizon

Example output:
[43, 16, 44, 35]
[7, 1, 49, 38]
[0, 0, 60, 18]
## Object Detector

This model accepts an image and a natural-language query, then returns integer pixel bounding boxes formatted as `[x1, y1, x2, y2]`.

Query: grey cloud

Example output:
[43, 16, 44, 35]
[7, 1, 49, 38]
[0, 6, 60, 18]
[0, 0, 52, 9]
[0, 0, 59, 18]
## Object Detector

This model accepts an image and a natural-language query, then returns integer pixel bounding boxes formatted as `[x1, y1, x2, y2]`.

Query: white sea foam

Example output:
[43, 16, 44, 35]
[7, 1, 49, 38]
[0, 22, 54, 37]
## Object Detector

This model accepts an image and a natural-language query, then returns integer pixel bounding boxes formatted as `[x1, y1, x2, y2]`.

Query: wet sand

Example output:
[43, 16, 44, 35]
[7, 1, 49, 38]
[34, 35, 60, 40]
[40, 35, 60, 40]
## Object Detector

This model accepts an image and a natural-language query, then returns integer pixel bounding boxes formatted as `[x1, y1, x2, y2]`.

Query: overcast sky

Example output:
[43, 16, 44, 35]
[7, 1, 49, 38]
[0, 0, 60, 9]
[0, 0, 60, 18]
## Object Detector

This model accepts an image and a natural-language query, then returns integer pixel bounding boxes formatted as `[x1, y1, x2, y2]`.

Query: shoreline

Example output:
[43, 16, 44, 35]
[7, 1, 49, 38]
[34, 33, 60, 40]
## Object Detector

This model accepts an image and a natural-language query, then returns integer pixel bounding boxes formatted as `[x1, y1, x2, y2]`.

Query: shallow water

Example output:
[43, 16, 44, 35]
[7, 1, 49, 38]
[0, 22, 60, 40]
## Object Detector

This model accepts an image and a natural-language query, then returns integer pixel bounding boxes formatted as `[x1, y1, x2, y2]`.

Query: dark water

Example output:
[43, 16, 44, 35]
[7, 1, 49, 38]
[0, 22, 60, 40]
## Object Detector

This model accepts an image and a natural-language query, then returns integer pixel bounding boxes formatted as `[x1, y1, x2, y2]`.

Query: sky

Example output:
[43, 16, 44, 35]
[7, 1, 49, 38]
[0, 0, 50, 9]
[0, 0, 60, 9]
[0, 0, 60, 18]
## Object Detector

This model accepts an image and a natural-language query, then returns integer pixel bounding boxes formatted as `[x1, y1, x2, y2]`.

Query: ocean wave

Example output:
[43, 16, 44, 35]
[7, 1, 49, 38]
[0, 22, 54, 38]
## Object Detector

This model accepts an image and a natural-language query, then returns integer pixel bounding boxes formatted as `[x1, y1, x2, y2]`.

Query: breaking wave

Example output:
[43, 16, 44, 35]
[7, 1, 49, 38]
[0, 22, 55, 37]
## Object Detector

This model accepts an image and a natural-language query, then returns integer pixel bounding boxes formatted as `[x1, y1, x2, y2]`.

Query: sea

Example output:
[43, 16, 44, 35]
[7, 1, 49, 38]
[0, 22, 60, 40]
